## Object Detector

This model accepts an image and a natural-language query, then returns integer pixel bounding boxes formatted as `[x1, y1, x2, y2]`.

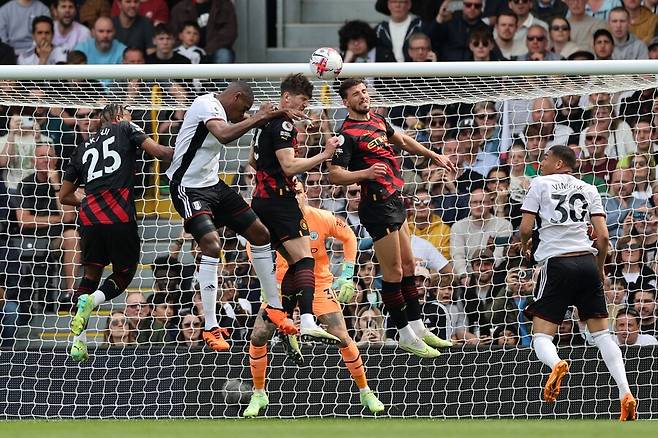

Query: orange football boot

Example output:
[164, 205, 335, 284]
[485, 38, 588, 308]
[263, 305, 298, 335]
[544, 360, 569, 402]
[619, 393, 637, 421]
[202, 327, 230, 351]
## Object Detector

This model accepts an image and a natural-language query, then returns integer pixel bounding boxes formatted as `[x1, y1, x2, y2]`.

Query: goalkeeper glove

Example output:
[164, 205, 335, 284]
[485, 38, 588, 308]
[333, 262, 356, 303]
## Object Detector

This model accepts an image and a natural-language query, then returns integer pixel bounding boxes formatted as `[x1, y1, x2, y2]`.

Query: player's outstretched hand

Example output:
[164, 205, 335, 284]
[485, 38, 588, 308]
[334, 279, 356, 303]
[365, 163, 388, 180]
[522, 237, 533, 261]
[281, 108, 309, 122]
[322, 136, 338, 158]
[429, 151, 457, 173]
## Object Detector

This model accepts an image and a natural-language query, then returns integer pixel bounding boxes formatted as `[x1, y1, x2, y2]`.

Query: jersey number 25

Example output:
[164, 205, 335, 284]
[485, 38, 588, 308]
[82, 136, 122, 183]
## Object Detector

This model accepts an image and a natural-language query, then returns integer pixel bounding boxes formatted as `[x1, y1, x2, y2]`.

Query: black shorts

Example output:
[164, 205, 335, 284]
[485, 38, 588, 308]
[359, 192, 406, 242]
[524, 254, 608, 324]
[251, 196, 308, 249]
[170, 180, 258, 239]
[79, 222, 140, 269]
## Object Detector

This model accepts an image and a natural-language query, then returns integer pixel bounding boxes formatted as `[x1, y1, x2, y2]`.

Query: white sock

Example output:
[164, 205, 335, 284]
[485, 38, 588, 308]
[73, 332, 87, 343]
[91, 290, 105, 307]
[300, 313, 317, 330]
[251, 244, 283, 308]
[592, 330, 631, 399]
[398, 324, 417, 343]
[408, 319, 426, 336]
[533, 333, 562, 370]
[253, 388, 266, 395]
[198, 255, 220, 331]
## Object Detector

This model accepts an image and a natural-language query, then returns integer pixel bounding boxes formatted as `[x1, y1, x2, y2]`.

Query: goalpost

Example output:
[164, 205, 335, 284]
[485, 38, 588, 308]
[0, 61, 657, 419]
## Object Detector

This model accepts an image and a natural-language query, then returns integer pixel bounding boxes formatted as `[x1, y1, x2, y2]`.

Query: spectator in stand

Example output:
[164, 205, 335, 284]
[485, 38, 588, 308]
[565, 0, 607, 50]
[343, 183, 371, 242]
[355, 306, 386, 345]
[112, 0, 154, 54]
[632, 289, 658, 337]
[450, 187, 513, 278]
[605, 169, 647, 243]
[462, 248, 498, 340]
[406, 187, 451, 258]
[177, 309, 203, 347]
[586, 0, 623, 20]
[146, 23, 191, 64]
[593, 28, 615, 59]
[0, 0, 50, 55]
[507, 143, 532, 200]
[0, 39, 16, 64]
[52, 0, 90, 53]
[174, 21, 206, 64]
[104, 311, 137, 345]
[618, 119, 654, 167]
[79, 0, 111, 28]
[578, 127, 617, 191]
[429, 0, 489, 61]
[615, 307, 658, 345]
[516, 24, 563, 60]
[125, 292, 151, 343]
[474, 101, 504, 155]
[468, 27, 508, 61]
[339, 19, 395, 63]
[457, 118, 499, 179]
[548, 16, 582, 58]
[74, 16, 127, 64]
[610, 239, 657, 291]
[493, 325, 519, 346]
[648, 37, 658, 59]
[433, 283, 478, 344]
[374, 0, 424, 62]
[609, 6, 649, 60]
[555, 310, 586, 346]
[556, 94, 586, 133]
[490, 266, 534, 346]
[625, 0, 658, 43]
[17, 16, 67, 65]
[406, 32, 437, 62]
[605, 278, 629, 330]
[629, 154, 654, 202]
[582, 103, 635, 159]
[620, 90, 657, 127]
[494, 11, 526, 59]
[170, 0, 237, 64]
[509, 0, 549, 46]
[111, 0, 169, 25]
[146, 292, 176, 343]
[533, 0, 568, 21]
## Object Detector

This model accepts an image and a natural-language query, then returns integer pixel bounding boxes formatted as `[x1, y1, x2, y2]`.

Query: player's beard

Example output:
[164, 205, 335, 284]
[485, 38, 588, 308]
[351, 102, 370, 116]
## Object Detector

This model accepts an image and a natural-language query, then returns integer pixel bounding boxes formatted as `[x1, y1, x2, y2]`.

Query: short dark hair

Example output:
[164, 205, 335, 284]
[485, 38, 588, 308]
[280, 73, 313, 99]
[100, 103, 126, 125]
[338, 78, 366, 99]
[616, 306, 640, 323]
[32, 16, 53, 34]
[122, 47, 144, 60]
[549, 145, 577, 170]
[469, 27, 494, 44]
[338, 20, 377, 53]
[54, 0, 76, 7]
[496, 10, 518, 24]
[593, 28, 614, 43]
[66, 50, 87, 64]
[180, 20, 201, 33]
[153, 23, 175, 37]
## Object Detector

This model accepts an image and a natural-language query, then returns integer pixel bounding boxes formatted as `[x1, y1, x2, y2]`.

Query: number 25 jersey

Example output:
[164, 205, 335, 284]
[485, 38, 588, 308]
[521, 173, 605, 262]
[64, 121, 147, 226]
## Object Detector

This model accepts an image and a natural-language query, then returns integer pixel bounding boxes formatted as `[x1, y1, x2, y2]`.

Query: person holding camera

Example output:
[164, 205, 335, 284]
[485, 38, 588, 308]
[490, 266, 535, 346]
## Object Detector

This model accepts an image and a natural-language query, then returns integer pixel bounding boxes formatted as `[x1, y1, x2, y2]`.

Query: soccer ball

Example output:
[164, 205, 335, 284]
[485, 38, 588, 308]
[309, 47, 343, 80]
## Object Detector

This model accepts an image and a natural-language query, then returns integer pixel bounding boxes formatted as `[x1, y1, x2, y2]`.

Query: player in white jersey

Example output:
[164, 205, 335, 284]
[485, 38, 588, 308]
[167, 81, 303, 352]
[519, 146, 637, 421]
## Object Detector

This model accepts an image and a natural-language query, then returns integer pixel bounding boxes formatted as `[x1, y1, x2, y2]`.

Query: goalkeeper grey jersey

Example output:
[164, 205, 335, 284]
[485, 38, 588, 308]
[521, 173, 605, 262]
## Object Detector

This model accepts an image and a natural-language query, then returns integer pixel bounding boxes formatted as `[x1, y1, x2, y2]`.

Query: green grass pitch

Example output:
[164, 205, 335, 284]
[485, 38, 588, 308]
[0, 419, 652, 438]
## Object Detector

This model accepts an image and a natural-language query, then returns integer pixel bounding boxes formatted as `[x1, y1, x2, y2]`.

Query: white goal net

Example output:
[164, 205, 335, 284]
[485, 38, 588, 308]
[0, 62, 656, 419]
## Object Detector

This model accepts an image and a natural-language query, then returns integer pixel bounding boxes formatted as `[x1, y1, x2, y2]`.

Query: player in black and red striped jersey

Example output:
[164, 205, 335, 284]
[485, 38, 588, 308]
[59, 104, 173, 362]
[250, 74, 339, 347]
[327, 78, 456, 358]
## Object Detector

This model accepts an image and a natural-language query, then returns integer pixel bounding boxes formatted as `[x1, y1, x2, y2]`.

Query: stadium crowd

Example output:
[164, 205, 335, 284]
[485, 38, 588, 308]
[0, 0, 658, 352]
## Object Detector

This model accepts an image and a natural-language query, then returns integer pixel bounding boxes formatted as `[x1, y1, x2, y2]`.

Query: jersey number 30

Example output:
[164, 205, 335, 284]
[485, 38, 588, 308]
[550, 193, 588, 224]
[82, 136, 122, 182]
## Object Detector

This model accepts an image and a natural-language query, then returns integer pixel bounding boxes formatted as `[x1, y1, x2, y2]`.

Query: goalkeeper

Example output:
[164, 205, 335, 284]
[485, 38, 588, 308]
[244, 179, 384, 417]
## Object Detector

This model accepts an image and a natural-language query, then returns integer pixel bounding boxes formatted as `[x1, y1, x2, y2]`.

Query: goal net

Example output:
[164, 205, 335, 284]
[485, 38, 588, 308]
[0, 62, 657, 419]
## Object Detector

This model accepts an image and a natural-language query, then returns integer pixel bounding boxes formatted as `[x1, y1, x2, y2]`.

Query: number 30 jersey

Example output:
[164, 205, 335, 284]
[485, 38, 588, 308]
[521, 173, 605, 262]
[64, 121, 147, 225]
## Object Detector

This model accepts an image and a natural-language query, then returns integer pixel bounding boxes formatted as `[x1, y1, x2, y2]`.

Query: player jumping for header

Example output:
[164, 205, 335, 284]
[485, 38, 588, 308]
[519, 145, 637, 421]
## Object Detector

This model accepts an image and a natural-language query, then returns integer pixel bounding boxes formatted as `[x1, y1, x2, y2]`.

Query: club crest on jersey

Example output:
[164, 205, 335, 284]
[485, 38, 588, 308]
[309, 231, 319, 240]
[282, 121, 294, 131]
[192, 201, 202, 210]
[367, 135, 387, 150]
[300, 219, 309, 231]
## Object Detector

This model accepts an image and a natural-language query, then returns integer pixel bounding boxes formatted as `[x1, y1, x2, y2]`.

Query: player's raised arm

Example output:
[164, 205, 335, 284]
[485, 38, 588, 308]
[140, 137, 174, 162]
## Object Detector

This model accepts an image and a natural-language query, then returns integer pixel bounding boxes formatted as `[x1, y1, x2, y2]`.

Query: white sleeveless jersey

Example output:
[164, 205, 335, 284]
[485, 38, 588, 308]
[521, 173, 605, 262]
[166, 93, 227, 188]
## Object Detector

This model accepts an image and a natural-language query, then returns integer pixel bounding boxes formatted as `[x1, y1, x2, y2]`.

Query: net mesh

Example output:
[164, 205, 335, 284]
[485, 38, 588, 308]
[0, 69, 656, 419]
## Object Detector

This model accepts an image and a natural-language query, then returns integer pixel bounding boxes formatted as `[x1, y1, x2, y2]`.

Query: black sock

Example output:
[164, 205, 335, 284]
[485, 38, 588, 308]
[293, 257, 315, 315]
[401, 275, 422, 321]
[381, 280, 408, 329]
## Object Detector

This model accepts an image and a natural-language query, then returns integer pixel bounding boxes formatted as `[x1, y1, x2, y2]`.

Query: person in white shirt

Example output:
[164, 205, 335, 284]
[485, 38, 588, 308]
[530, 97, 574, 147]
[17, 15, 67, 65]
[615, 307, 658, 346]
[519, 145, 637, 420]
[52, 0, 90, 53]
[374, 0, 424, 62]
[508, 0, 549, 46]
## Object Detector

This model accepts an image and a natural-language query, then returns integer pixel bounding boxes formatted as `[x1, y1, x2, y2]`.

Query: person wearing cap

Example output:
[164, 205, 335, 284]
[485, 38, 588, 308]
[615, 307, 658, 346]
[625, 0, 658, 44]
[450, 187, 513, 278]
[565, 0, 607, 50]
